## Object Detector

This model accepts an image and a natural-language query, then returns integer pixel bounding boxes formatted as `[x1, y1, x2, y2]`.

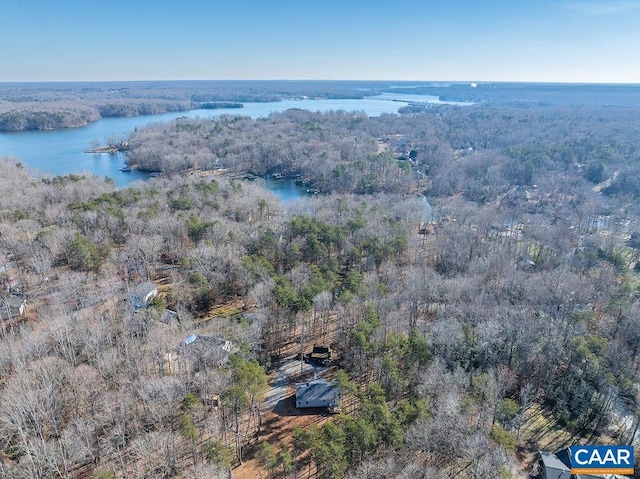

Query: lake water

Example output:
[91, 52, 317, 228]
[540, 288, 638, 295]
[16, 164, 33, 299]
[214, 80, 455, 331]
[0, 96, 422, 194]
[260, 176, 310, 203]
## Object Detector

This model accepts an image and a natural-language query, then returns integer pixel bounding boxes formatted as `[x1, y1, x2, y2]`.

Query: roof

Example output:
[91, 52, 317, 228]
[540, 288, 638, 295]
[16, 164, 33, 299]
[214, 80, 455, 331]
[130, 282, 158, 309]
[551, 449, 623, 479]
[178, 334, 238, 369]
[539, 450, 571, 477]
[0, 294, 26, 321]
[183, 333, 198, 345]
[180, 334, 238, 355]
[310, 345, 331, 359]
[295, 379, 340, 406]
[134, 282, 157, 297]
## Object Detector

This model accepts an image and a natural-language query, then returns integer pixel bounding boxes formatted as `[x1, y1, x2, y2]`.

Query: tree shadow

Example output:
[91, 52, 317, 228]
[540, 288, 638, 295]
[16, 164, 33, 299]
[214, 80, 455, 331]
[271, 394, 331, 419]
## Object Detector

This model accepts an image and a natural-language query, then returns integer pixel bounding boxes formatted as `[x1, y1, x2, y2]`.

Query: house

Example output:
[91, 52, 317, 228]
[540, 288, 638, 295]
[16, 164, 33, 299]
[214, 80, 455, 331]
[163, 309, 179, 324]
[295, 379, 341, 409]
[536, 450, 628, 479]
[181, 334, 237, 353]
[537, 451, 571, 479]
[178, 334, 238, 369]
[0, 294, 26, 321]
[130, 282, 158, 310]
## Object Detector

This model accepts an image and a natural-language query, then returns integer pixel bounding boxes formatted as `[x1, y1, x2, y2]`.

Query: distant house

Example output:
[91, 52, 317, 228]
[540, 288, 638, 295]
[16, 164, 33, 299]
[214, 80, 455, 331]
[0, 294, 26, 321]
[163, 309, 179, 323]
[178, 334, 238, 369]
[130, 282, 158, 310]
[3, 275, 17, 292]
[181, 334, 237, 353]
[295, 379, 341, 409]
[536, 449, 627, 479]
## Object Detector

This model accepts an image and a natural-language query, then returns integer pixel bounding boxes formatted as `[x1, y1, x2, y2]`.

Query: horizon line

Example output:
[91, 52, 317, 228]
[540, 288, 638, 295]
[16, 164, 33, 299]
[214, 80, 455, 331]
[1, 79, 640, 87]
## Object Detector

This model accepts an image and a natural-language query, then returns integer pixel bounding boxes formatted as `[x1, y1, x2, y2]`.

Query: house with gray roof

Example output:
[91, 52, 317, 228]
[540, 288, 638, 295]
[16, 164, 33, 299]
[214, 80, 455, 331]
[130, 282, 158, 310]
[295, 379, 341, 409]
[536, 450, 629, 479]
[537, 451, 571, 479]
[0, 294, 26, 321]
[178, 334, 238, 370]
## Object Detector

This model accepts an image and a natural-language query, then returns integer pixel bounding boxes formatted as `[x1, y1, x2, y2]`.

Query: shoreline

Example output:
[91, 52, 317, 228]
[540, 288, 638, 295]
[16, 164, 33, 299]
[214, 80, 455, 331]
[84, 145, 125, 154]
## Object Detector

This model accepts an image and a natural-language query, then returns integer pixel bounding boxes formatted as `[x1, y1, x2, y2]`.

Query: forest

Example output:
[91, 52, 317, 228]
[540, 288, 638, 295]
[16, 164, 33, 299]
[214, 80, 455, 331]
[0, 96, 640, 479]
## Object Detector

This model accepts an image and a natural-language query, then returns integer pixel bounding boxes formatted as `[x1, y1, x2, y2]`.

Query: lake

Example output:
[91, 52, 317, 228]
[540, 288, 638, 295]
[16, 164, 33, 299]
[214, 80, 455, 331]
[0, 96, 419, 190]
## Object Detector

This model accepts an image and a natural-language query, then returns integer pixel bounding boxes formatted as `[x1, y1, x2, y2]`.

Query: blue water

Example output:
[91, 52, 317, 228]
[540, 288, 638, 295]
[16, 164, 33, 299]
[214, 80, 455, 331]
[0, 96, 416, 191]
[261, 176, 310, 204]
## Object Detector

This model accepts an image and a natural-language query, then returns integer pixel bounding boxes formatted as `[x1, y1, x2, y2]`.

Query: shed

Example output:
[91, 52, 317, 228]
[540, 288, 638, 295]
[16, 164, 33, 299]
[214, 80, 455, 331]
[295, 379, 341, 409]
[310, 345, 331, 362]
[130, 282, 158, 310]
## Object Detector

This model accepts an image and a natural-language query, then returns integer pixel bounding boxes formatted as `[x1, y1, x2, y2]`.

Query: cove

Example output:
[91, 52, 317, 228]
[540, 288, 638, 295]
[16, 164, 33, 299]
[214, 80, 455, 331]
[0, 97, 416, 193]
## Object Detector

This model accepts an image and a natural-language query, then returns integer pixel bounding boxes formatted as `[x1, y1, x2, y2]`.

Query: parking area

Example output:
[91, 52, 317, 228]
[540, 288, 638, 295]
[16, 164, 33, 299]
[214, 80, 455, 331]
[263, 355, 329, 411]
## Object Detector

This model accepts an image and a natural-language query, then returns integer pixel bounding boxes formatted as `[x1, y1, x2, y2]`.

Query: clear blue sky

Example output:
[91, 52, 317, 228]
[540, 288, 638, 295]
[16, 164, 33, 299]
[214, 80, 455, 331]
[1, 0, 639, 83]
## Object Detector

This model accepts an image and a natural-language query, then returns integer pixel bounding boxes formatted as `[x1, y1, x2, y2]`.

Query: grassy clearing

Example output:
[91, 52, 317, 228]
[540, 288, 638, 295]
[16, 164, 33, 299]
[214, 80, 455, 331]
[199, 301, 246, 323]
[517, 404, 577, 471]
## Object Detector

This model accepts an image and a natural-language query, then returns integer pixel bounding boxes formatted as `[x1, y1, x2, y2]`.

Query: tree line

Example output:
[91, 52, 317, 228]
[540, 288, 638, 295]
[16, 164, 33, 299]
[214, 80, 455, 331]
[0, 80, 381, 131]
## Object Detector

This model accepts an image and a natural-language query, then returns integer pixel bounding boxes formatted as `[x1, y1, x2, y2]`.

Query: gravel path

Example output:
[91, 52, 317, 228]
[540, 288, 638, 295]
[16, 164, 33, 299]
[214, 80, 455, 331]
[263, 355, 324, 410]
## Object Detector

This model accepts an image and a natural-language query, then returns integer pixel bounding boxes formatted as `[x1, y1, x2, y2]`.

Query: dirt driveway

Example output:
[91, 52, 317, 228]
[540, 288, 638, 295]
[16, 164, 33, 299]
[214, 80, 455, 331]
[232, 355, 331, 479]
[263, 355, 323, 410]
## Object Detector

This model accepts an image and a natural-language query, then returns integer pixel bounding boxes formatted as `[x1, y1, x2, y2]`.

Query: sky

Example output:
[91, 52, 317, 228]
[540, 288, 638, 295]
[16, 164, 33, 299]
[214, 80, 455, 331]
[1, 0, 639, 83]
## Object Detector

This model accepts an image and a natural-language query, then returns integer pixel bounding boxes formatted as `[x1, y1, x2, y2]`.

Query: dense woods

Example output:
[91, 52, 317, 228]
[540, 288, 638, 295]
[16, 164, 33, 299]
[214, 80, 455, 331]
[1, 94, 640, 478]
[126, 111, 416, 196]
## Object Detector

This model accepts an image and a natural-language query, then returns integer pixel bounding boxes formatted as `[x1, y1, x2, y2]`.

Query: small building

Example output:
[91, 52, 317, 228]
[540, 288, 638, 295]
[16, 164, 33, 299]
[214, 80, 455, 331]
[0, 294, 26, 321]
[130, 282, 158, 310]
[295, 379, 341, 409]
[309, 345, 331, 363]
